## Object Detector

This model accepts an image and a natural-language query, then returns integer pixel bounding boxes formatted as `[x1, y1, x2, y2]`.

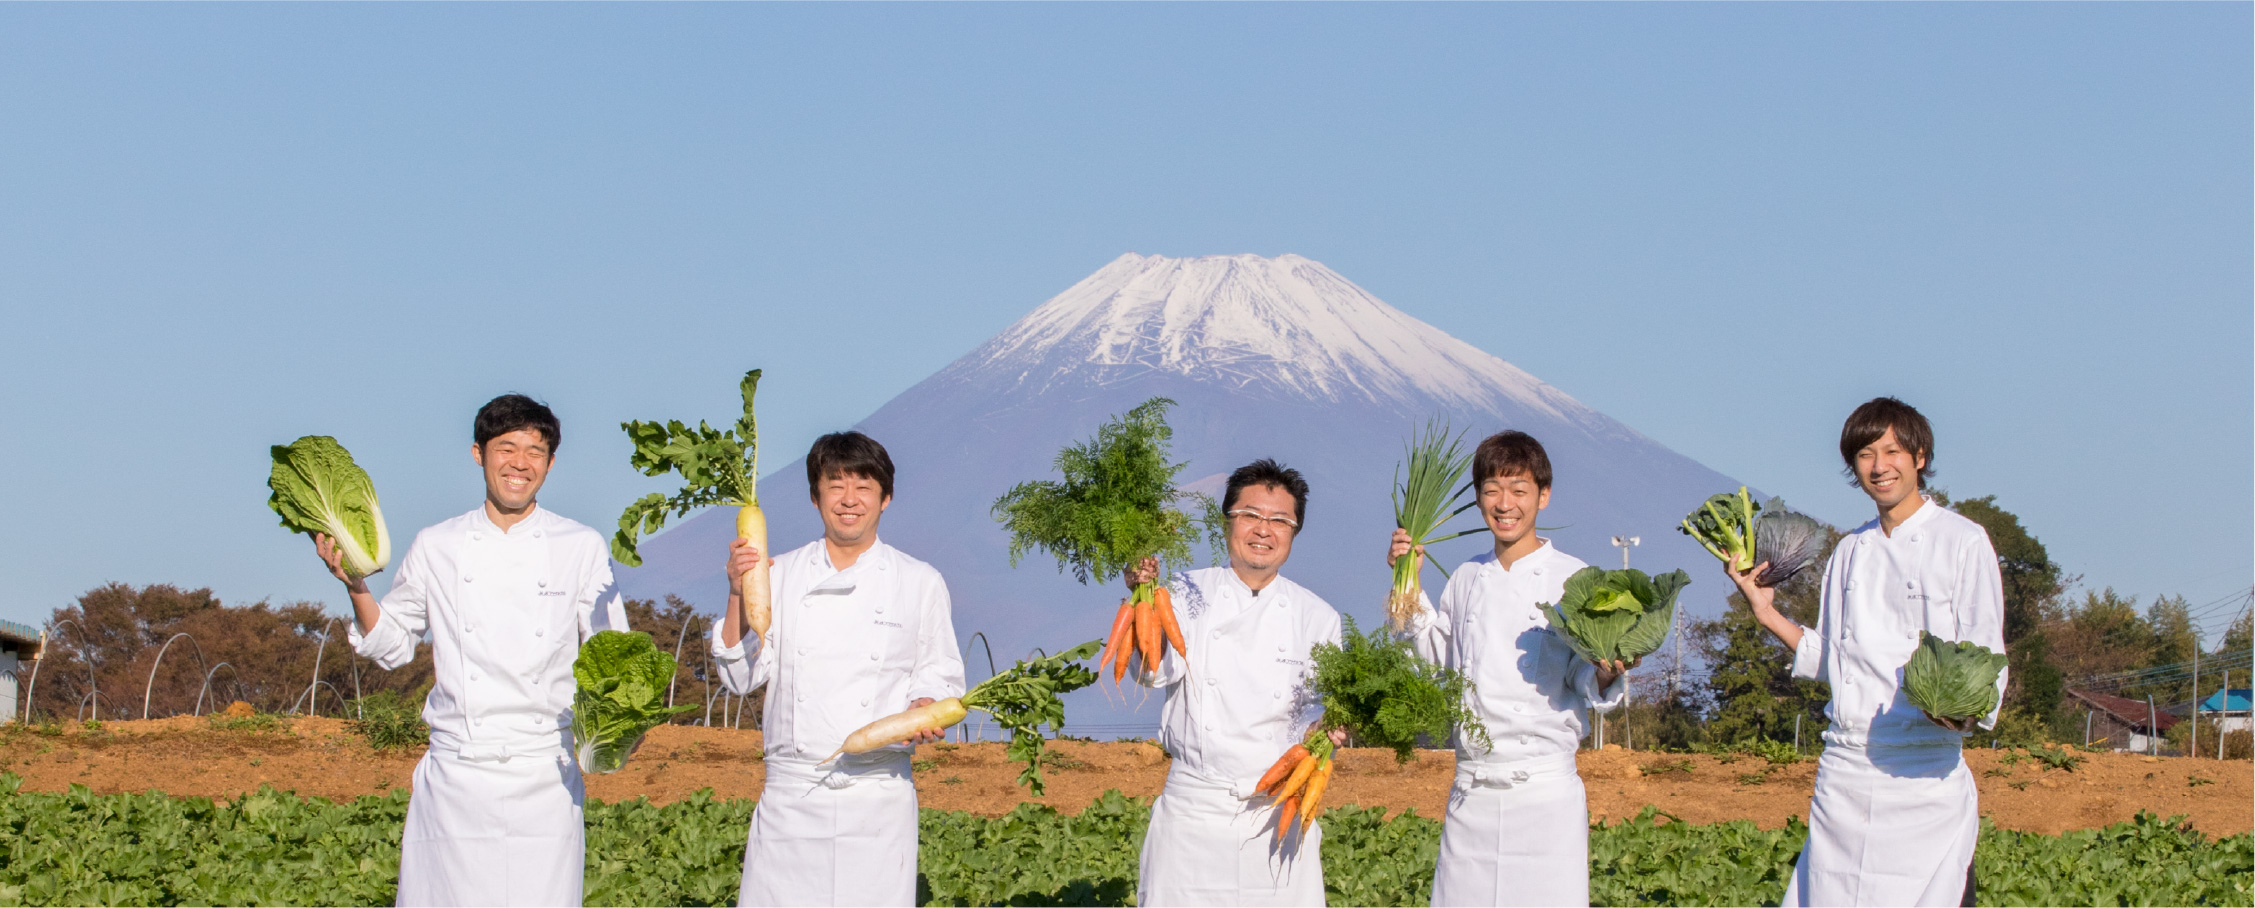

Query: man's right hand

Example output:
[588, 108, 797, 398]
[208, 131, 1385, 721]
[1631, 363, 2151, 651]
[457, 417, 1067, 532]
[314, 534, 371, 594]
[726, 539, 770, 598]
[1386, 528, 1422, 571]
[1123, 555, 1158, 591]
[1725, 560, 1776, 613]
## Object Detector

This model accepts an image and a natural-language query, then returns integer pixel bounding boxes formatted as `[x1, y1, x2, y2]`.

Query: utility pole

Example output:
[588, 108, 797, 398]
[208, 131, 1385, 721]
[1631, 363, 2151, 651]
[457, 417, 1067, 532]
[2192, 631, 2200, 759]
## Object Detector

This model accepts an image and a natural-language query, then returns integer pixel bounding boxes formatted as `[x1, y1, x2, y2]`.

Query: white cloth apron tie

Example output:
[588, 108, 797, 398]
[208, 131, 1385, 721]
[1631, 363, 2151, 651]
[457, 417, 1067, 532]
[1454, 750, 1577, 791]
[766, 751, 912, 791]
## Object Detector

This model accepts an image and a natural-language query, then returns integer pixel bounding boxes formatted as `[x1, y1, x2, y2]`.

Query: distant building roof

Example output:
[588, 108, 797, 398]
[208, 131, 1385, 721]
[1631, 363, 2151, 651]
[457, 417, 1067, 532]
[2197, 688, 2253, 714]
[2065, 688, 2181, 733]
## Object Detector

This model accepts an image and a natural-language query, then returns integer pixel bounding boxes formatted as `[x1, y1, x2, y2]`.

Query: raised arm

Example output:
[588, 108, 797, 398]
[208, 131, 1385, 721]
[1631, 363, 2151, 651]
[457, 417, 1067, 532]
[337, 535, 426, 670]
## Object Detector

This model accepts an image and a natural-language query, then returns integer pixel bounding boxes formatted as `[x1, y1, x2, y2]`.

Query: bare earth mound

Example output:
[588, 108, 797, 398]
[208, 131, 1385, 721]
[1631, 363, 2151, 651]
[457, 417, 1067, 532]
[3, 719, 2247, 837]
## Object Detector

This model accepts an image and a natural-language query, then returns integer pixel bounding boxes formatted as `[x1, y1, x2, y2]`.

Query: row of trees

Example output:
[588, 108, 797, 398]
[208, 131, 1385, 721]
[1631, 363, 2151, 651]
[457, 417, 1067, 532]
[23, 584, 758, 728]
[1613, 492, 2252, 752]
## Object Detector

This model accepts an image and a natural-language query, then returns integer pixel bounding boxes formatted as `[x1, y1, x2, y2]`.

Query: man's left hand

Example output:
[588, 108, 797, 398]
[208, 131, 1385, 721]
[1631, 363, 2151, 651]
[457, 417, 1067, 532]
[1593, 656, 1642, 689]
[1924, 711, 1974, 733]
[907, 698, 947, 745]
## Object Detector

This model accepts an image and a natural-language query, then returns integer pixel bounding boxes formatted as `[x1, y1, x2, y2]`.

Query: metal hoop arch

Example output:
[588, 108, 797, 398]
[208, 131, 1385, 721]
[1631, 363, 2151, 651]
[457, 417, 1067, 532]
[143, 632, 211, 720]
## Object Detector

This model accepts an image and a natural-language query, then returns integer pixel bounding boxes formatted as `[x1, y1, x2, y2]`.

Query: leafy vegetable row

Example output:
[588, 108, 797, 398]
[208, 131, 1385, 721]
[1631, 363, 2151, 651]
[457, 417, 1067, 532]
[2, 778, 2245, 907]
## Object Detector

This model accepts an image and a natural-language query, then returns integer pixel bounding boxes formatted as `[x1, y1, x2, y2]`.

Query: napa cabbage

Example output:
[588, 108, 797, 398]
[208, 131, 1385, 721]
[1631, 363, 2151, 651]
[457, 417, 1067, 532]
[1541, 566, 1691, 663]
[267, 436, 392, 578]
[572, 631, 696, 774]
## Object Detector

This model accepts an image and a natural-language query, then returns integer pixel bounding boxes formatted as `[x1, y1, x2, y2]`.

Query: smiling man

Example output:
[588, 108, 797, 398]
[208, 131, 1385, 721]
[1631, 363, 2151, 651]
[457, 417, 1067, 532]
[1386, 430, 1634, 907]
[317, 394, 630, 907]
[1723, 397, 2005, 906]
[1129, 459, 1343, 907]
[710, 430, 965, 907]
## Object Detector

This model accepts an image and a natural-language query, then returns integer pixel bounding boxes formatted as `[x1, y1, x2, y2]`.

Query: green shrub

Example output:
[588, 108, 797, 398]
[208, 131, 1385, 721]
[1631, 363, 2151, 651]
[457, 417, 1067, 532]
[345, 689, 429, 751]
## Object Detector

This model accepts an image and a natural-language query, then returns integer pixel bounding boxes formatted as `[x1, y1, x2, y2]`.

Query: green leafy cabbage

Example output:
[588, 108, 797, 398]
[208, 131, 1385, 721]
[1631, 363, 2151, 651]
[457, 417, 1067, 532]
[1541, 566, 1691, 663]
[267, 436, 392, 578]
[572, 631, 696, 774]
[1902, 631, 2008, 722]
[1680, 487, 1759, 573]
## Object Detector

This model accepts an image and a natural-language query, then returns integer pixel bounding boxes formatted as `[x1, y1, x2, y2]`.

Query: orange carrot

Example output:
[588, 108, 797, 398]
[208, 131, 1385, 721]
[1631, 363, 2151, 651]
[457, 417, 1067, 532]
[1275, 744, 1321, 800]
[1099, 599, 1134, 674]
[1275, 795, 1300, 839]
[1255, 745, 1309, 795]
[1136, 591, 1162, 673]
[1112, 605, 1136, 682]
[1298, 758, 1332, 833]
[1155, 586, 1186, 657]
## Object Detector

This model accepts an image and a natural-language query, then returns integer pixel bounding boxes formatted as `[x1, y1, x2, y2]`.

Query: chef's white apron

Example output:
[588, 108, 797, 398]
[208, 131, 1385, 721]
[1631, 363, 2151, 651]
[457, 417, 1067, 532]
[1431, 752, 1586, 908]
[1783, 741, 1976, 907]
[397, 743, 584, 908]
[738, 753, 919, 907]
[1138, 767, 1325, 907]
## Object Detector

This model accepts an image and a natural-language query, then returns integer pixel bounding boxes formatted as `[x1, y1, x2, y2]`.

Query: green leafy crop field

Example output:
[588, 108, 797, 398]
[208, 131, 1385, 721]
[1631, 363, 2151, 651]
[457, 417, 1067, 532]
[0, 777, 2245, 907]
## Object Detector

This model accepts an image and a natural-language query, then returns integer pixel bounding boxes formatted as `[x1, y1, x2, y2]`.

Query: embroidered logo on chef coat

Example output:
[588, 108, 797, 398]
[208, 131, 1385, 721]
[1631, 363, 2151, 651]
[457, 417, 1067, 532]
[874, 619, 904, 629]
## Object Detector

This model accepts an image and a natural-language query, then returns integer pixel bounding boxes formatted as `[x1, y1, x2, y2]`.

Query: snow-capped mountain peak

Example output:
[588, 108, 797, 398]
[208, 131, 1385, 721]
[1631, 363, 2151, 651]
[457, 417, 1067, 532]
[945, 253, 1578, 419]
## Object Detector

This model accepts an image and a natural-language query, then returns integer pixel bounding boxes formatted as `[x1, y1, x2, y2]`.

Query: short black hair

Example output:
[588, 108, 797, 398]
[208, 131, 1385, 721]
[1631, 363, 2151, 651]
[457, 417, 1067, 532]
[1471, 430, 1552, 490]
[1222, 459, 1309, 529]
[1839, 397, 1934, 488]
[806, 431, 895, 500]
[474, 394, 561, 453]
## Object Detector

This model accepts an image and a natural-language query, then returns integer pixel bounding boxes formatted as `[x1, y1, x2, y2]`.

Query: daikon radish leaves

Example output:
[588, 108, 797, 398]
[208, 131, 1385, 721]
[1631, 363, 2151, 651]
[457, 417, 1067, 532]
[572, 631, 696, 774]
[611, 368, 763, 568]
[268, 436, 393, 579]
[1541, 566, 1691, 664]
[1306, 616, 1486, 762]
[963, 640, 1102, 795]
[1903, 632, 2008, 723]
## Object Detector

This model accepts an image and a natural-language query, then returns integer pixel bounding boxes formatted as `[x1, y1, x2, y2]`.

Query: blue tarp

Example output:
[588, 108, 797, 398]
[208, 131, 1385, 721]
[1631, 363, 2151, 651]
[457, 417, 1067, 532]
[2197, 688, 2252, 712]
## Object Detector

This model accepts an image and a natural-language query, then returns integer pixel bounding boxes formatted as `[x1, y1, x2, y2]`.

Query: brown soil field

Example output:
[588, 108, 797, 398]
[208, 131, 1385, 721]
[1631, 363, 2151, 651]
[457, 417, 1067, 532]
[4, 718, 2248, 837]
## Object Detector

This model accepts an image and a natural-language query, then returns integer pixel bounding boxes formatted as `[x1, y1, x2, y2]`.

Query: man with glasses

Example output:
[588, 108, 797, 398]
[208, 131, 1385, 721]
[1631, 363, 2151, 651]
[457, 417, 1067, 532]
[1126, 459, 1344, 907]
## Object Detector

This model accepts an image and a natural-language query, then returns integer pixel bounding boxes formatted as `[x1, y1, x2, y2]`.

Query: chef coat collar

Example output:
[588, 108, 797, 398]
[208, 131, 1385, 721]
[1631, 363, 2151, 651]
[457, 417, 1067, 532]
[1880, 495, 1939, 539]
[807, 536, 893, 593]
[470, 503, 550, 537]
[1486, 538, 1560, 574]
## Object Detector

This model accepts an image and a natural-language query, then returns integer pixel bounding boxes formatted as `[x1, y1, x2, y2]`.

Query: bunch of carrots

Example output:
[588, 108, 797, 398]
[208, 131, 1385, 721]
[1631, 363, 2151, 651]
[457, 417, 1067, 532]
[1253, 732, 1336, 841]
[1099, 578, 1184, 682]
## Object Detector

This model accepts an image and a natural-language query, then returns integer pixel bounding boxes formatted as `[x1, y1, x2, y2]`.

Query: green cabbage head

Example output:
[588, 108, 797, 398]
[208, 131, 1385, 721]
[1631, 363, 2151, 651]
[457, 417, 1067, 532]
[572, 631, 696, 774]
[1541, 566, 1691, 663]
[1902, 631, 2008, 721]
[268, 436, 392, 578]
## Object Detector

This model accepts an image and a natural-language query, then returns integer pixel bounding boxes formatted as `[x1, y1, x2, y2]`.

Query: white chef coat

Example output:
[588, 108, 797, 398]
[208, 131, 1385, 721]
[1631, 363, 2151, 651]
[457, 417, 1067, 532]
[710, 537, 965, 907]
[1135, 567, 1342, 907]
[1400, 540, 1625, 908]
[350, 504, 629, 908]
[1781, 498, 2005, 907]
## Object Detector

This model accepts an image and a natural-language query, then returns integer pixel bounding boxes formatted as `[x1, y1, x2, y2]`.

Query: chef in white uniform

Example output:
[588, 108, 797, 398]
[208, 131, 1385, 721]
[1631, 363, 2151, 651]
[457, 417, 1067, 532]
[1725, 398, 2004, 907]
[1128, 459, 1344, 907]
[712, 431, 965, 907]
[319, 394, 630, 907]
[1387, 431, 1634, 908]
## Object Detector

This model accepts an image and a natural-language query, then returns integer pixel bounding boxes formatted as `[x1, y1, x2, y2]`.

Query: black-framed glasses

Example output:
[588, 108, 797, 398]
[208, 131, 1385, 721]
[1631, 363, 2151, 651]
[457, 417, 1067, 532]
[1225, 509, 1300, 531]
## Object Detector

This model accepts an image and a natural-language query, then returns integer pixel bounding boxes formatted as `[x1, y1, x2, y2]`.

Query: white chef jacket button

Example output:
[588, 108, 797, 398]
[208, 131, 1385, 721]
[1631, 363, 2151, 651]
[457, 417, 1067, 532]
[535, 628, 545, 637]
[876, 607, 885, 614]
[1205, 678, 1216, 686]
[470, 672, 480, 681]
[538, 579, 548, 588]
[464, 575, 475, 584]
[796, 647, 807, 656]
[1272, 691, 1282, 700]
[474, 717, 484, 725]
[1277, 644, 1285, 653]
[1906, 581, 1914, 589]
[1210, 630, 1220, 640]
[869, 652, 879, 661]
[1534, 568, 1544, 575]
[796, 693, 806, 703]
[471, 533, 483, 542]
[534, 530, 544, 538]
[466, 625, 475, 634]
[861, 698, 871, 707]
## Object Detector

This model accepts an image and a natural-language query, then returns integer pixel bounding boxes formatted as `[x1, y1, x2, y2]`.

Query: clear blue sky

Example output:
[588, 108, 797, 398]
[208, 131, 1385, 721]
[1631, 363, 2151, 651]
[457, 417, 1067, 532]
[3, 4, 2248, 642]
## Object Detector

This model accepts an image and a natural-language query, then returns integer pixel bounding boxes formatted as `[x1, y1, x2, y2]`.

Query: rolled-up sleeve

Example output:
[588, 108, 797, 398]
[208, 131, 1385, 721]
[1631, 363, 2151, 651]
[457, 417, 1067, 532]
[350, 542, 428, 670]
[709, 623, 770, 696]
[1398, 589, 1454, 668]
[579, 557, 630, 640]
[1959, 535, 2010, 730]
[1790, 561, 1841, 683]
[906, 573, 966, 704]
[1573, 660, 1630, 711]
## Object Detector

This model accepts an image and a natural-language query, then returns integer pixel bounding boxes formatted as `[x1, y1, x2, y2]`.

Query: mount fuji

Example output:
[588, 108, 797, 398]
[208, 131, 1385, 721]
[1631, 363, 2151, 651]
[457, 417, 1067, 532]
[617, 253, 1747, 733]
